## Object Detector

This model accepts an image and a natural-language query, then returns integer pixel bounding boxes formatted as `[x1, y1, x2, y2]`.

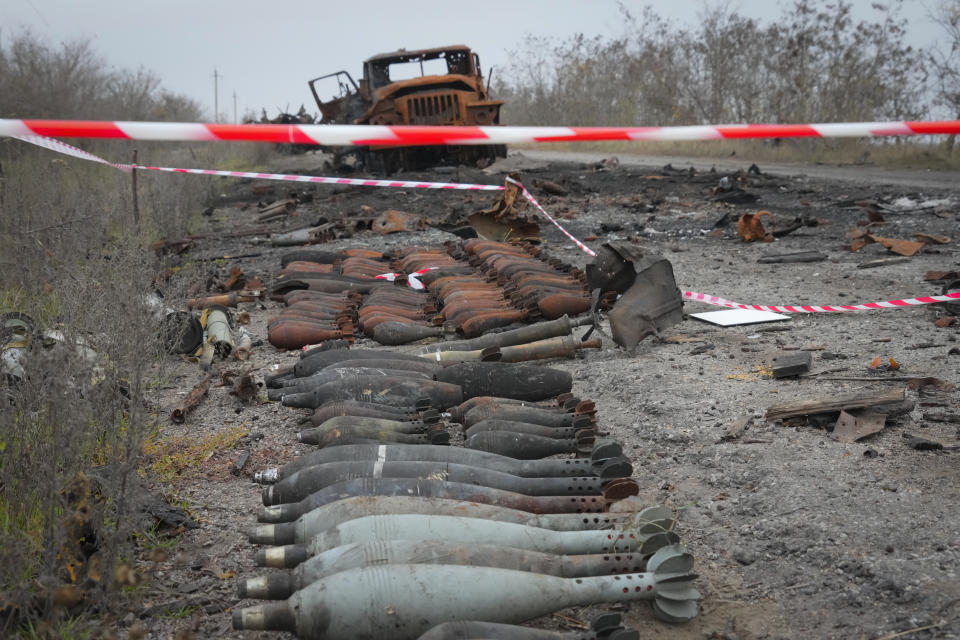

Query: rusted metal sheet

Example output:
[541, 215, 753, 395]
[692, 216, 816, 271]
[587, 243, 683, 347]
[372, 209, 425, 234]
[467, 179, 541, 242]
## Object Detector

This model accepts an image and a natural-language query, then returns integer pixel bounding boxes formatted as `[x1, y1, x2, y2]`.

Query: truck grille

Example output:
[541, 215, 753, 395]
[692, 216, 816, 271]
[408, 93, 461, 125]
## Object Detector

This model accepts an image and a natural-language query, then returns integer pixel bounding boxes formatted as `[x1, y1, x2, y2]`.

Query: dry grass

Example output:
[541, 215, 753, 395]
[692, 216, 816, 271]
[0, 134, 264, 636]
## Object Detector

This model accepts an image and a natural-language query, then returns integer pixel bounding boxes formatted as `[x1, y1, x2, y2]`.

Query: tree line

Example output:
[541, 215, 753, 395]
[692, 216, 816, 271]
[496, 0, 960, 128]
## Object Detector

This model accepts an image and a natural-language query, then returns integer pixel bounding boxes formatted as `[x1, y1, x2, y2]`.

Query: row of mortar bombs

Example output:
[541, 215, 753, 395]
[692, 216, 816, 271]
[267, 290, 358, 350]
[359, 285, 446, 342]
[268, 350, 608, 459]
[270, 249, 391, 298]
[279, 356, 574, 411]
[262, 381, 642, 521]
[271, 357, 578, 451]
[366, 246, 468, 345]
[238, 485, 698, 638]
[398, 246, 529, 338]
[416, 615, 641, 640]
[461, 239, 594, 322]
[268, 250, 390, 349]
[260, 387, 638, 505]
[236, 389, 697, 639]
[238, 379, 697, 636]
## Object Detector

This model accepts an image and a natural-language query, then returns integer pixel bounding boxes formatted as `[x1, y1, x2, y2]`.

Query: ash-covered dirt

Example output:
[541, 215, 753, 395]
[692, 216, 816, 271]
[141, 151, 960, 640]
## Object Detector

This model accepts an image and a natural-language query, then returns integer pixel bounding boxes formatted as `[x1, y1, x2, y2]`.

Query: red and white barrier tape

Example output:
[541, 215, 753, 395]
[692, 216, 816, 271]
[141, 165, 505, 191]
[13, 134, 499, 191]
[4, 118, 960, 146]
[506, 177, 596, 257]
[14, 134, 598, 256]
[13, 134, 960, 313]
[682, 289, 960, 312]
[375, 267, 437, 290]
[15, 134, 134, 172]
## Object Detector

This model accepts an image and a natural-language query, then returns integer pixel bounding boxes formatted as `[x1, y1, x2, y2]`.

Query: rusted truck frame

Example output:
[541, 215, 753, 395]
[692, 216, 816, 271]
[309, 45, 506, 173]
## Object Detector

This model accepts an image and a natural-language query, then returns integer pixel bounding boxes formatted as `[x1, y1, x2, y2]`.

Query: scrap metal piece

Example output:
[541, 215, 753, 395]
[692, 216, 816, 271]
[737, 211, 773, 242]
[772, 352, 812, 378]
[271, 223, 341, 247]
[849, 230, 926, 256]
[467, 179, 541, 242]
[831, 409, 886, 443]
[586, 243, 683, 348]
[372, 210, 425, 234]
[171, 372, 214, 423]
[757, 251, 826, 264]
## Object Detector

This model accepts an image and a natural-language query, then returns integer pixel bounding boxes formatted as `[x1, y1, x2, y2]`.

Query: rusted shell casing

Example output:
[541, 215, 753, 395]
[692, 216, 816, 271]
[268, 367, 430, 400]
[372, 321, 444, 345]
[279, 250, 342, 267]
[359, 315, 423, 337]
[295, 348, 426, 377]
[466, 431, 591, 459]
[448, 396, 567, 422]
[462, 404, 592, 429]
[358, 305, 427, 321]
[268, 321, 349, 350]
[309, 401, 426, 426]
[298, 415, 432, 440]
[536, 294, 592, 320]
[282, 376, 463, 410]
[256, 477, 610, 523]
[418, 315, 591, 355]
[297, 339, 352, 360]
[459, 310, 527, 338]
[298, 425, 442, 448]
[281, 260, 334, 274]
[464, 419, 588, 441]
[261, 460, 615, 505]
[317, 357, 440, 377]
[435, 363, 572, 402]
[497, 336, 601, 363]
[284, 290, 355, 306]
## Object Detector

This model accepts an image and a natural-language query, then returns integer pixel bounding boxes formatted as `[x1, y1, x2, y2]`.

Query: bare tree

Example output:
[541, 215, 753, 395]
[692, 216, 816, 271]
[930, 0, 960, 152]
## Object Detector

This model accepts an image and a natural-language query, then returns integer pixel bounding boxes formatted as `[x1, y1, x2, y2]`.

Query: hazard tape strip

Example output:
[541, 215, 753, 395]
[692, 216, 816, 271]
[506, 177, 596, 257]
[14, 134, 134, 172]
[13, 134, 960, 311]
[4, 118, 960, 146]
[13, 134, 499, 191]
[682, 289, 960, 312]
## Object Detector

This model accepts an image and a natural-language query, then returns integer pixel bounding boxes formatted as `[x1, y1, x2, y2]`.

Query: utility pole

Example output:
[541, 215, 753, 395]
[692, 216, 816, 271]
[233, 91, 238, 124]
[213, 67, 220, 122]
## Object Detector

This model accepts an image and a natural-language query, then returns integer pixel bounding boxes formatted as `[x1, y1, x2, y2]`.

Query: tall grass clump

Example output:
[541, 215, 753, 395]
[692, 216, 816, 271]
[0, 29, 265, 636]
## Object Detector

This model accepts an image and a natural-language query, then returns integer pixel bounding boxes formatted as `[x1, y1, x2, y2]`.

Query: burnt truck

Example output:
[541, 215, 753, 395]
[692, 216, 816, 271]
[309, 45, 506, 173]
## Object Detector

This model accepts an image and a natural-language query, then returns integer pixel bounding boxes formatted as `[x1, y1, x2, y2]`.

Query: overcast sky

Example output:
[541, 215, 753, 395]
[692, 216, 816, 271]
[1, 0, 942, 122]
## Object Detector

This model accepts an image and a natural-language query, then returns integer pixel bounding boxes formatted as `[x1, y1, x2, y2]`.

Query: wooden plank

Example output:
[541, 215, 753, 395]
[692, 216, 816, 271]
[765, 387, 906, 421]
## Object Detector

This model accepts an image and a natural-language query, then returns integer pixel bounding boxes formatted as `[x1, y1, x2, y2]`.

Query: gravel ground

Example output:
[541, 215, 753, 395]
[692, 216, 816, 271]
[140, 151, 959, 640]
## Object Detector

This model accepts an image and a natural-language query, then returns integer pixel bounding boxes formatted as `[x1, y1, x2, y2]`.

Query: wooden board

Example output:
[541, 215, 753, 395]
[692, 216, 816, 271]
[765, 387, 906, 421]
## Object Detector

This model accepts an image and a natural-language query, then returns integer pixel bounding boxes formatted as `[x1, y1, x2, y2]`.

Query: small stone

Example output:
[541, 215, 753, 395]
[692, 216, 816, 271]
[733, 548, 758, 565]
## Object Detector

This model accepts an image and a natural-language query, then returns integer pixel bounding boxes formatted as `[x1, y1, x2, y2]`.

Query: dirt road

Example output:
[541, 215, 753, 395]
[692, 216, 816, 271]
[522, 148, 960, 190]
[145, 151, 960, 640]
